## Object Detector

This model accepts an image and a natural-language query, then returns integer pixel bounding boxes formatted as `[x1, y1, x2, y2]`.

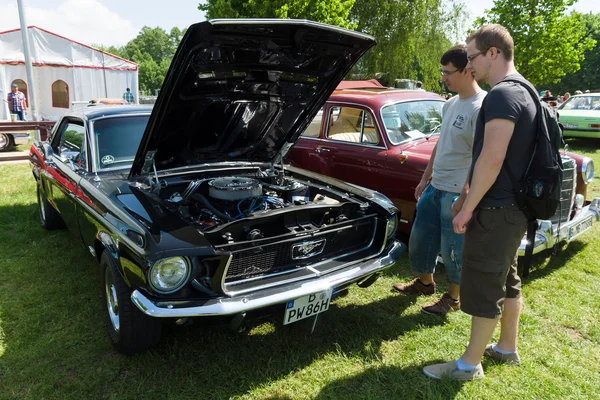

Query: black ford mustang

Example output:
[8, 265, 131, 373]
[30, 19, 405, 353]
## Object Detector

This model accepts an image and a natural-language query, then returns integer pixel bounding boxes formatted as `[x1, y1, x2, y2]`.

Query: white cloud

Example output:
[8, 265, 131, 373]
[0, 0, 138, 47]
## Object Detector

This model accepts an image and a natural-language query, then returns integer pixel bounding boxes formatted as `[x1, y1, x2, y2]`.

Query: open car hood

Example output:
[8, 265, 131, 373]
[130, 19, 375, 177]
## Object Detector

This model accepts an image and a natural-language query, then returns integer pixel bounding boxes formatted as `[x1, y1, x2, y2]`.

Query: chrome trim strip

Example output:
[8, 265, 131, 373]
[130, 240, 404, 318]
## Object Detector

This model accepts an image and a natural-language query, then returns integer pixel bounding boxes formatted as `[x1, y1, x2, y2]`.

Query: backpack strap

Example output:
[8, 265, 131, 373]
[497, 77, 542, 278]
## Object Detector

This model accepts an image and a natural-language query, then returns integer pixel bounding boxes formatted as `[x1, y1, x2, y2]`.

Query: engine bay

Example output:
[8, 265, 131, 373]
[138, 166, 371, 245]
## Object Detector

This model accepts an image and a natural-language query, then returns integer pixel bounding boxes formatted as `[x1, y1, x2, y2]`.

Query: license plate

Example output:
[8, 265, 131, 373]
[567, 215, 594, 241]
[284, 289, 332, 325]
[564, 123, 578, 129]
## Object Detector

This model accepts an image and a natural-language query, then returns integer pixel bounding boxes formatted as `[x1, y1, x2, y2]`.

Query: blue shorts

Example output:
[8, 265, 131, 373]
[408, 184, 463, 285]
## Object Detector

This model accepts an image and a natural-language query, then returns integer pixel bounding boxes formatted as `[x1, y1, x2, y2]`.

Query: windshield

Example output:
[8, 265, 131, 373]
[93, 115, 150, 170]
[559, 96, 600, 111]
[381, 100, 444, 145]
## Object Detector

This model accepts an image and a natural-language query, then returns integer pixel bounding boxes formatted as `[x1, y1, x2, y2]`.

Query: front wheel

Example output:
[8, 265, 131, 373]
[101, 251, 162, 353]
[0, 133, 15, 152]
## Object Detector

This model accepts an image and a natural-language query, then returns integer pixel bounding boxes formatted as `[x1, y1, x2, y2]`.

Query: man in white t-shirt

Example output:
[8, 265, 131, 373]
[392, 44, 486, 315]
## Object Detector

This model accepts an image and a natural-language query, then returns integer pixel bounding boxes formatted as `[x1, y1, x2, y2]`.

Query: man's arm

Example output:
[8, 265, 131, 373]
[453, 118, 516, 233]
[414, 142, 437, 200]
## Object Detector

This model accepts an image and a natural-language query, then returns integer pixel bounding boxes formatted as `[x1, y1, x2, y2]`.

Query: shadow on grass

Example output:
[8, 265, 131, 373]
[521, 240, 587, 283]
[314, 363, 464, 400]
[0, 202, 449, 399]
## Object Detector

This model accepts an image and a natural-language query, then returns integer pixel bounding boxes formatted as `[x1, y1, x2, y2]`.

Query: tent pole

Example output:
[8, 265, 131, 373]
[17, 0, 40, 131]
[102, 52, 108, 97]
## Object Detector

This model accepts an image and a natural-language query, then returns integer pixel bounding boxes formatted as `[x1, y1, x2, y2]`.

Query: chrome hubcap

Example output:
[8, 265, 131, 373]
[0, 134, 7, 148]
[105, 267, 120, 332]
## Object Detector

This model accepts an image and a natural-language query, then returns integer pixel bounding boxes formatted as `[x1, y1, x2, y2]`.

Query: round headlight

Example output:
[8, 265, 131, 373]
[582, 158, 594, 184]
[386, 215, 398, 238]
[149, 257, 191, 294]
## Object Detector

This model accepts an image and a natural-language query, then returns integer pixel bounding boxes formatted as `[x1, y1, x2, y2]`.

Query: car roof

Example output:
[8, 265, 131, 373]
[328, 89, 445, 108]
[66, 105, 153, 120]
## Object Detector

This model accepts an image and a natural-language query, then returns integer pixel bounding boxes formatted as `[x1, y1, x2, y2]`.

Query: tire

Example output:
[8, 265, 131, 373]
[101, 251, 162, 353]
[37, 185, 65, 230]
[0, 133, 15, 152]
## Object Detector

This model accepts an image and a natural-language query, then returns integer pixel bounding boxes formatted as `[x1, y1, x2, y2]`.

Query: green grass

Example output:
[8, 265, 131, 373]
[1, 139, 599, 399]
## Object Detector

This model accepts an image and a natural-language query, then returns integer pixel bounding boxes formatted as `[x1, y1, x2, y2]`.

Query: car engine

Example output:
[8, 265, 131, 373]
[140, 167, 369, 245]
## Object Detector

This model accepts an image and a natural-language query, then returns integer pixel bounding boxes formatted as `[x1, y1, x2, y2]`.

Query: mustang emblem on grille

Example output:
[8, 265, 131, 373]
[291, 239, 326, 260]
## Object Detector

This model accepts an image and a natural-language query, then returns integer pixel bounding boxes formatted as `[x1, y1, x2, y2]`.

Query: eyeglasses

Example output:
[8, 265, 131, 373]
[440, 69, 460, 77]
[467, 48, 489, 62]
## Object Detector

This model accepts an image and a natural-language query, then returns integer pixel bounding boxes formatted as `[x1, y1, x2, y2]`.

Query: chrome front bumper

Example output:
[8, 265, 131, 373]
[518, 198, 600, 256]
[131, 240, 406, 318]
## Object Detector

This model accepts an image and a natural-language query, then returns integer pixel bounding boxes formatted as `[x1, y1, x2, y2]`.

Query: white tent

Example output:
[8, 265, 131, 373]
[0, 26, 138, 121]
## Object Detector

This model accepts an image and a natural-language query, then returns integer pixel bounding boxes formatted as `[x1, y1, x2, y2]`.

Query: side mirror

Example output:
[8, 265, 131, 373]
[42, 143, 55, 164]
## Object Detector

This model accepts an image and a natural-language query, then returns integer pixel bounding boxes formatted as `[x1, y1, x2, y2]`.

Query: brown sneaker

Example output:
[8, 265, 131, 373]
[392, 278, 435, 296]
[483, 344, 521, 365]
[422, 293, 460, 315]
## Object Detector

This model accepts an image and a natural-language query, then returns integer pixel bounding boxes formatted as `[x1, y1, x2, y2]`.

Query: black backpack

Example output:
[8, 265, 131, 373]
[502, 76, 564, 277]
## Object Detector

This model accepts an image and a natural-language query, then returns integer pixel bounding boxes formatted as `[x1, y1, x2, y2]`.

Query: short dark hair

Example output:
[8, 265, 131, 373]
[466, 24, 514, 61]
[416, 81, 423, 88]
[126, 88, 131, 91]
[441, 44, 468, 70]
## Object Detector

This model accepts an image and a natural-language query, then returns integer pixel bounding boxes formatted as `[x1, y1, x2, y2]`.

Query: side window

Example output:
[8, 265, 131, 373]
[52, 120, 86, 168]
[327, 106, 380, 145]
[301, 108, 323, 137]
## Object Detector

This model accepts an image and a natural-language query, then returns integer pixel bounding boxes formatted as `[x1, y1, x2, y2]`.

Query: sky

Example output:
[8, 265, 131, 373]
[0, 0, 597, 48]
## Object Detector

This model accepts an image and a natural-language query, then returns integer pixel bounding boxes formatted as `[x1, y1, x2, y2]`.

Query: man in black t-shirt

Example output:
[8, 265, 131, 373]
[423, 24, 536, 381]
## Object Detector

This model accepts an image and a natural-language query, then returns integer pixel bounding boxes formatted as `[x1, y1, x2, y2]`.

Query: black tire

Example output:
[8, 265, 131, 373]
[101, 251, 162, 353]
[37, 185, 65, 230]
[0, 133, 15, 152]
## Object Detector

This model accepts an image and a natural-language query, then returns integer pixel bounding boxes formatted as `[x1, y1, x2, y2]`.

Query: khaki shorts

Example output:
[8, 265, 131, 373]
[460, 205, 528, 319]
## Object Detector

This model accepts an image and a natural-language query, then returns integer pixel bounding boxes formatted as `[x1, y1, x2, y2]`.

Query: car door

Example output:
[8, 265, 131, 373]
[44, 118, 86, 234]
[319, 104, 388, 191]
[286, 107, 330, 174]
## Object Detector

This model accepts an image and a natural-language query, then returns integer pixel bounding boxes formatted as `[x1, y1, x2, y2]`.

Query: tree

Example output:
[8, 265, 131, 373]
[199, 0, 356, 28]
[543, 13, 600, 93]
[475, 0, 596, 86]
[349, 0, 462, 92]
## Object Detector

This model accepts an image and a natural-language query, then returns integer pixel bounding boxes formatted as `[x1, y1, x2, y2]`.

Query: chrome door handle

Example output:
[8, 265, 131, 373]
[316, 147, 330, 153]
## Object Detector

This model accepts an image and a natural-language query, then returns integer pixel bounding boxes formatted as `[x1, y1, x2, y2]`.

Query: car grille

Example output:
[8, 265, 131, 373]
[550, 157, 576, 224]
[223, 217, 377, 283]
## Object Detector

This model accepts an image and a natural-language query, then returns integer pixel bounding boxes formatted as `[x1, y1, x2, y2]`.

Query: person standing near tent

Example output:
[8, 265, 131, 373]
[122, 88, 134, 104]
[7, 83, 27, 121]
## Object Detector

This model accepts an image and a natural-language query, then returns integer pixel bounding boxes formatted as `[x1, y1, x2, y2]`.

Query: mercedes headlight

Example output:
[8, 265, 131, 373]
[386, 214, 398, 239]
[582, 158, 594, 184]
[149, 257, 191, 294]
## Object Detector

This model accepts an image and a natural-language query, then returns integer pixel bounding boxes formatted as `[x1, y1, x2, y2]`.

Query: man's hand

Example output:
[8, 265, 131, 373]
[414, 179, 428, 201]
[453, 209, 473, 234]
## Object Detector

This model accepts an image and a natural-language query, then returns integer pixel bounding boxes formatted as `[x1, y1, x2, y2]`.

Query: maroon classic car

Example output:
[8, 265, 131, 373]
[286, 86, 599, 256]
[287, 88, 444, 235]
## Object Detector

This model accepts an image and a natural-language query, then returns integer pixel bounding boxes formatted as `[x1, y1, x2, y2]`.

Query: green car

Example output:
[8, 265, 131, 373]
[558, 94, 600, 138]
